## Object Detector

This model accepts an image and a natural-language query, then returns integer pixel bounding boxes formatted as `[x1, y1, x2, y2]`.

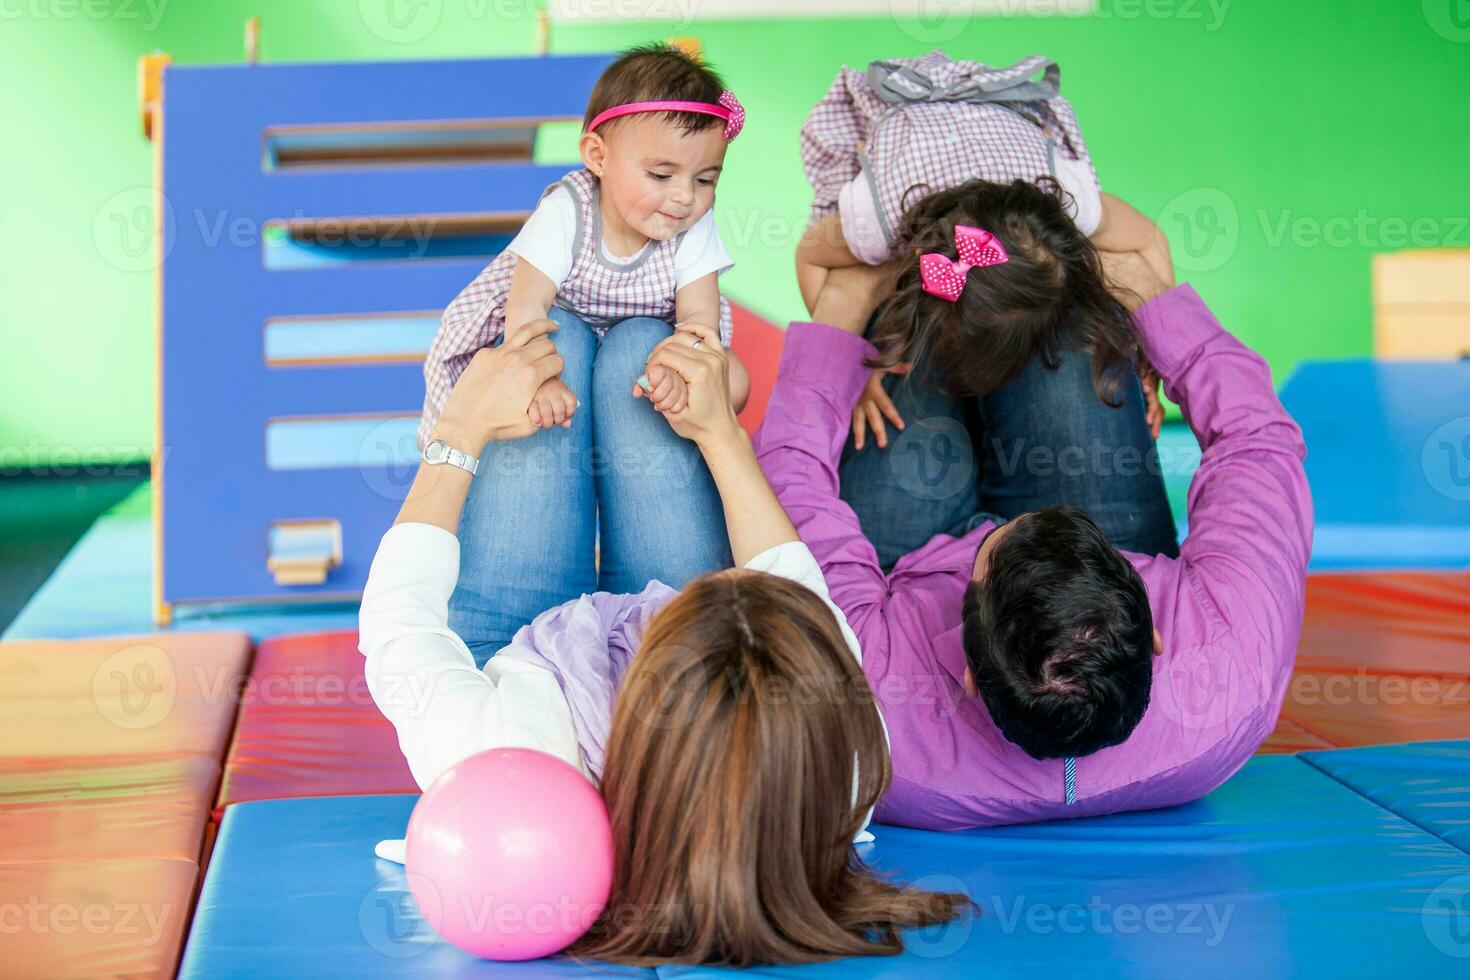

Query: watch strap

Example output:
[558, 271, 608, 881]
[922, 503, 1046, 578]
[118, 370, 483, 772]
[423, 438, 479, 476]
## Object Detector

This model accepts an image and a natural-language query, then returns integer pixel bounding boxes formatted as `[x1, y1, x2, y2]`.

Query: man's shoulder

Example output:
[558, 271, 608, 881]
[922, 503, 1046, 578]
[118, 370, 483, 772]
[857, 581, 967, 691]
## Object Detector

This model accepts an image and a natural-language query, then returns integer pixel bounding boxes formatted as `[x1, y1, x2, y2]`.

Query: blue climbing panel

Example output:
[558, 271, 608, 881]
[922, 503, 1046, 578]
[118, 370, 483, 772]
[157, 55, 610, 615]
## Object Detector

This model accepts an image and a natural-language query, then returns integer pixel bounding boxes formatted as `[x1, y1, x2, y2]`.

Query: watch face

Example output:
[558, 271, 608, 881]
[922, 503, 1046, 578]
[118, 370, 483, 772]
[425, 440, 447, 463]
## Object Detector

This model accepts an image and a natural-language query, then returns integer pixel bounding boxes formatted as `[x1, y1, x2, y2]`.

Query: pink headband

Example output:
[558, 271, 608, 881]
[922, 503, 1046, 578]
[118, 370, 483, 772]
[585, 91, 745, 142]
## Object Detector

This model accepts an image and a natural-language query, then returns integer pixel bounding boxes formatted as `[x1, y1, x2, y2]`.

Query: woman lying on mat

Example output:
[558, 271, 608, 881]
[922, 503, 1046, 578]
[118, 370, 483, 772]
[357, 318, 966, 965]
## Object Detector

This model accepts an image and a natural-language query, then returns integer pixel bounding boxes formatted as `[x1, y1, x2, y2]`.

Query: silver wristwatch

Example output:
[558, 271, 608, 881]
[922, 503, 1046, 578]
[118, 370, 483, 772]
[421, 438, 479, 476]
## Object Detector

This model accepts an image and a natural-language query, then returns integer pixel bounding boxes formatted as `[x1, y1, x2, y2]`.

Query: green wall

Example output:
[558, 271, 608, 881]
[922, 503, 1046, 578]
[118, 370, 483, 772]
[4, 2, 1468, 465]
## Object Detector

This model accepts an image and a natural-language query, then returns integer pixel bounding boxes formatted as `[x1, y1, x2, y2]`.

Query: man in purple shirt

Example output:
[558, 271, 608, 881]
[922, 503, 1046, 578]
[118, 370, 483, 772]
[753, 254, 1313, 830]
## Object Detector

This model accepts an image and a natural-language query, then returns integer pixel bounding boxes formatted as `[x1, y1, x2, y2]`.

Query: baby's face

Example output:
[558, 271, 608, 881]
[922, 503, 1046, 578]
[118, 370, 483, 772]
[590, 115, 727, 241]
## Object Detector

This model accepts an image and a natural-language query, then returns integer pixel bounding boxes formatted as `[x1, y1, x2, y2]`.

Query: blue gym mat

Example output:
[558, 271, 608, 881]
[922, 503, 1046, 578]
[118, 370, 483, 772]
[1279, 359, 1470, 570]
[1305, 739, 1470, 856]
[1154, 422, 1198, 541]
[179, 753, 1470, 978]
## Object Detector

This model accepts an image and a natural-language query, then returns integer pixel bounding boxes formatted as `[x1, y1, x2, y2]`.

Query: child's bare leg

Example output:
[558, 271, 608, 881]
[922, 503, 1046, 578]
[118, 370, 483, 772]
[797, 213, 862, 317]
[1141, 222, 1175, 288]
[1093, 193, 1174, 286]
[797, 259, 829, 317]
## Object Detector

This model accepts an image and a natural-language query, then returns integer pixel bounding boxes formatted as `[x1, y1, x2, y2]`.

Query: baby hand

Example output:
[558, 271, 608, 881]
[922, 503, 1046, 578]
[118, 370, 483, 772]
[852, 365, 908, 451]
[529, 377, 577, 429]
[1139, 358, 1164, 440]
[633, 362, 689, 415]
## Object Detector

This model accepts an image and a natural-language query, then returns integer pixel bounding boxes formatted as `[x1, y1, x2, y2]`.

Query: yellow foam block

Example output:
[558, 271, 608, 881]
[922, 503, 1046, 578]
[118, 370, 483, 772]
[1372, 250, 1470, 358]
[0, 858, 197, 978]
[0, 633, 250, 760]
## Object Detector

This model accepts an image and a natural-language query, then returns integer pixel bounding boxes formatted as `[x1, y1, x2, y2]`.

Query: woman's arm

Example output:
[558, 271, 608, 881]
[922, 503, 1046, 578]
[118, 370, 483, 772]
[359, 320, 579, 804]
[647, 327, 862, 638]
[673, 273, 750, 411]
[395, 321, 565, 532]
[703, 427, 798, 567]
[359, 523, 586, 793]
[644, 322, 797, 565]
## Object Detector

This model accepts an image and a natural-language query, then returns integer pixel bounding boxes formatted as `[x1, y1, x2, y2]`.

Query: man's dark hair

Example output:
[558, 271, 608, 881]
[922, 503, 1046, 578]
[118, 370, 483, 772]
[583, 43, 726, 136]
[962, 506, 1154, 759]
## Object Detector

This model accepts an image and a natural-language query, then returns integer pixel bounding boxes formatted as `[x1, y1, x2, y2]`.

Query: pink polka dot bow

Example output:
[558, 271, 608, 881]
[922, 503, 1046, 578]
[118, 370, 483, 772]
[918, 224, 1009, 302]
[717, 91, 745, 141]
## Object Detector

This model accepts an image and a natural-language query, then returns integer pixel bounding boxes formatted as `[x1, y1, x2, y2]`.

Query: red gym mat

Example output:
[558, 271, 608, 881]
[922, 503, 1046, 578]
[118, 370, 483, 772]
[214, 630, 416, 817]
[1260, 571, 1470, 752]
[730, 301, 784, 437]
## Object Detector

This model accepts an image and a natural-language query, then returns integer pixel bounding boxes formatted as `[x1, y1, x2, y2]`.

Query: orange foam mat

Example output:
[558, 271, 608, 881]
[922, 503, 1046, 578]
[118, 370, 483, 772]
[1261, 571, 1470, 752]
[0, 632, 251, 760]
[0, 755, 219, 865]
[0, 858, 197, 979]
[214, 630, 416, 817]
[1256, 716, 1336, 755]
[1294, 571, 1470, 674]
[1277, 666, 1470, 749]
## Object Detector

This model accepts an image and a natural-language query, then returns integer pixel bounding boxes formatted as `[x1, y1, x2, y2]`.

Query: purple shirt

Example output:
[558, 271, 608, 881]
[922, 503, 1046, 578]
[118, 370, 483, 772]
[753, 285, 1313, 830]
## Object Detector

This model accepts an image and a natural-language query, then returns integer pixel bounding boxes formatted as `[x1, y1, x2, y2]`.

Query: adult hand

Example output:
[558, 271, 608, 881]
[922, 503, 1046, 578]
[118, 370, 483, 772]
[642, 321, 740, 448]
[811, 262, 901, 335]
[433, 318, 564, 456]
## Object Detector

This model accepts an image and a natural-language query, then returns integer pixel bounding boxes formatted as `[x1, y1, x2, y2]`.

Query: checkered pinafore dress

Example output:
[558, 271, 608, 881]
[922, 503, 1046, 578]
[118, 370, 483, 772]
[419, 168, 733, 447]
[801, 51, 1097, 249]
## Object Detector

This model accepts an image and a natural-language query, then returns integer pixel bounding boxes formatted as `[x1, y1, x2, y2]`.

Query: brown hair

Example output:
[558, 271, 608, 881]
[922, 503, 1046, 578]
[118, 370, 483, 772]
[583, 42, 726, 136]
[570, 569, 970, 966]
[869, 177, 1138, 406]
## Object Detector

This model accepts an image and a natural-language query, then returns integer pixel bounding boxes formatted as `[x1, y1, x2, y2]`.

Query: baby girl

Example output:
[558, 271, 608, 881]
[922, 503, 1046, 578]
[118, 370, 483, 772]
[796, 51, 1171, 445]
[419, 43, 750, 448]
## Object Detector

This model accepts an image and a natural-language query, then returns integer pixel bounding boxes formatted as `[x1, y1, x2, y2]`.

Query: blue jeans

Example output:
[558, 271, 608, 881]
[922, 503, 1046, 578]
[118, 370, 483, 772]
[839, 339, 1180, 570]
[448, 308, 732, 663]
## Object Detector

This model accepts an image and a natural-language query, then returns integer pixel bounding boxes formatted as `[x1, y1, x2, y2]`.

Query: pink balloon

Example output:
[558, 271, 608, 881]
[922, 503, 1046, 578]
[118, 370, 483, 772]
[405, 748, 614, 961]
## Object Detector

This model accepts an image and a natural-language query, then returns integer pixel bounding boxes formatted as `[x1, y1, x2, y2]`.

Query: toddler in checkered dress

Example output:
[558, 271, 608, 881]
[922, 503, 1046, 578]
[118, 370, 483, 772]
[796, 51, 1172, 450]
[418, 44, 750, 449]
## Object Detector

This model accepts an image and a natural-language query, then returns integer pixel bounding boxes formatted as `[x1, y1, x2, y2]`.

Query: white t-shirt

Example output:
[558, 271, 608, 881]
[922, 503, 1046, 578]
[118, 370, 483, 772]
[507, 185, 734, 289]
